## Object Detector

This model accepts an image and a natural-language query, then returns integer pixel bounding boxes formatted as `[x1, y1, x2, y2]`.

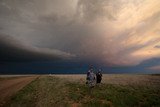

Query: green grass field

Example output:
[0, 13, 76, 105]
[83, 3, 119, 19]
[5, 76, 160, 107]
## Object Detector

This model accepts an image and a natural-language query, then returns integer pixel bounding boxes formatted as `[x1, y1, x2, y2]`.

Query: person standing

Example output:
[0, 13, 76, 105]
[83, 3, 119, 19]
[86, 68, 91, 84]
[86, 67, 96, 88]
[96, 69, 102, 84]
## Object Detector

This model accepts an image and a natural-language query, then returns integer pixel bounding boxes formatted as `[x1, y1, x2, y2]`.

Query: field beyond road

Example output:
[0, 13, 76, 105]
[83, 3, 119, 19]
[0, 74, 160, 107]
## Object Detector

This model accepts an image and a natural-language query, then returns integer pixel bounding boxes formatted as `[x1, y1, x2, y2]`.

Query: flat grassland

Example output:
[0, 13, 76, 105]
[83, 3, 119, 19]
[1, 74, 160, 107]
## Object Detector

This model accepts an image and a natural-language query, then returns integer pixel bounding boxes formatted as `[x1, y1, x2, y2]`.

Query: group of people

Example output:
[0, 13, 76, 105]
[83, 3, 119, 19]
[86, 66, 102, 88]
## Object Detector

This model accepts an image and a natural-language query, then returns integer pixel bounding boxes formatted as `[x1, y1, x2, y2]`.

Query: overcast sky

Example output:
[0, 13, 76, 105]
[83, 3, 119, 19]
[0, 0, 160, 73]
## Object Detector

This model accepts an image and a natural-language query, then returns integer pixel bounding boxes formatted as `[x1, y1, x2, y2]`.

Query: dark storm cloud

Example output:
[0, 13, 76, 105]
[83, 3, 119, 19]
[0, 0, 160, 67]
[0, 33, 74, 61]
[0, 0, 76, 61]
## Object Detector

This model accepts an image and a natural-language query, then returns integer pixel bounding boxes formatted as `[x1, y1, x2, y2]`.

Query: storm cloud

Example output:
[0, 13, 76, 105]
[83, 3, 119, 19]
[0, 0, 160, 66]
[0, 33, 75, 61]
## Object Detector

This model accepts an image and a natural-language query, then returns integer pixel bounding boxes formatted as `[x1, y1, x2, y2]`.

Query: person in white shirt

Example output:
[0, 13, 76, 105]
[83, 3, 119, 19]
[86, 68, 96, 88]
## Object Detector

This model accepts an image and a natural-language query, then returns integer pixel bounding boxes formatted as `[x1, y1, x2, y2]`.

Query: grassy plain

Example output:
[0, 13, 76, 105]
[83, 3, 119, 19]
[4, 74, 160, 107]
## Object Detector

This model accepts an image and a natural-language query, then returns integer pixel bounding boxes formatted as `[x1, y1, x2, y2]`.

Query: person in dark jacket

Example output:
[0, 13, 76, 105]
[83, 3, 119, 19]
[96, 69, 102, 84]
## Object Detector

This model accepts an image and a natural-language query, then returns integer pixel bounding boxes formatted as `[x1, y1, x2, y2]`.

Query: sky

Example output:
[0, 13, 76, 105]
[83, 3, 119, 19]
[0, 0, 160, 74]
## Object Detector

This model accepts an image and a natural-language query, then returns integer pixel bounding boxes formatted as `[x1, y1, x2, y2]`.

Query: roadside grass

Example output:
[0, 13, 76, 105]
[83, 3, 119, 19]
[5, 76, 160, 107]
[5, 76, 70, 107]
[5, 77, 38, 107]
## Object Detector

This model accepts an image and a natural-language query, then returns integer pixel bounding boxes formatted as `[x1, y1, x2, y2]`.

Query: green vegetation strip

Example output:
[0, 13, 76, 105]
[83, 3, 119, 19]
[5, 76, 160, 107]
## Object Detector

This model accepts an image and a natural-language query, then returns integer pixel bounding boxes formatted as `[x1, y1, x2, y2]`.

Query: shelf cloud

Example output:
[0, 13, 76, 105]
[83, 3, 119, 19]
[0, 0, 160, 66]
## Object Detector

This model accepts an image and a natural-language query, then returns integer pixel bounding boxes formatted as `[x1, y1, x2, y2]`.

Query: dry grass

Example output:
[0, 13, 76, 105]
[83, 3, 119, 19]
[54, 74, 160, 86]
[4, 74, 160, 107]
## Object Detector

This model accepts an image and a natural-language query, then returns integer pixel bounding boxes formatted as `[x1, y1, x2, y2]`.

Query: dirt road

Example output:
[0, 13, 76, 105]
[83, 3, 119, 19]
[0, 76, 37, 106]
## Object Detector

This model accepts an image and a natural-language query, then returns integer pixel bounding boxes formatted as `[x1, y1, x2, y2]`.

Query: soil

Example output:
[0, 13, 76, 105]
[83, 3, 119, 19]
[0, 76, 38, 107]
